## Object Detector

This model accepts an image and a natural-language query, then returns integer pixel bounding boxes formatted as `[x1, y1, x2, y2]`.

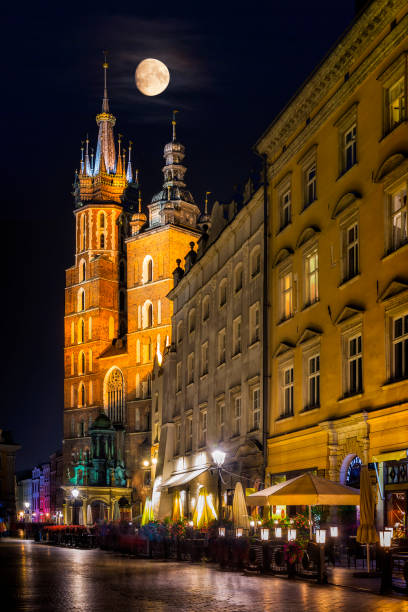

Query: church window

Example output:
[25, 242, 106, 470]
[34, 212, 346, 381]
[99, 211, 106, 229]
[202, 296, 210, 322]
[79, 383, 85, 407]
[145, 373, 152, 398]
[234, 264, 243, 293]
[78, 319, 85, 344]
[219, 279, 227, 307]
[250, 246, 261, 278]
[142, 256, 154, 284]
[88, 349, 93, 372]
[143, 301, 153, 328]
[108, 316, 114, 340]
[100, 233, 105, 249]
[79, 260, 86, 283]
[80, 214, 86, 251]
[78, 351, 85, 375]
[77, 288, 85, 312]
[105, 368, 124, 424]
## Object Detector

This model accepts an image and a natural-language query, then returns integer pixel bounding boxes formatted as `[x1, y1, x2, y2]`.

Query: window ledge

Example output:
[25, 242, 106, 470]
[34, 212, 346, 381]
[186, 382, 194, 389]
[232, 351, 242, 360]
[338, 273, 361, 290]
[217, 362, 226, 370]
[276, 414, 294, 422]
[302, 299, 320, 312]
[200, 373, 208, 381]
[230, 433, 241, 440]
[336, 162, 358, 182]
[276, 222, 292, 236]
[379, 119, 408, 143]
[381, 378, 408, 391]
[337, 392, 363, 404]
[248, 427, 260, 434]
[301, 198, 318, 213]
[249, 339, 261, 349]
[176, 390, 182, 396]
[299, 407, 320, 416]
[250, 272, 260, 281]
[234, 288, 243, 296]
[381, 241, 408, 263]
[277, 315, 294, 327]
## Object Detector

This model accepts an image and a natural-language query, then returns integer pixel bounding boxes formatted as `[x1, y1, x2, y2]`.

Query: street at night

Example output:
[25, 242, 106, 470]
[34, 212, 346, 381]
[2, 538, 408, 612]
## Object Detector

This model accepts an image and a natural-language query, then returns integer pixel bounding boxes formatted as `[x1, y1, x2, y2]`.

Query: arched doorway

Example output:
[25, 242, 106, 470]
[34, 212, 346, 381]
[340, 454, 362, 489]
[90, 500, 108, 523]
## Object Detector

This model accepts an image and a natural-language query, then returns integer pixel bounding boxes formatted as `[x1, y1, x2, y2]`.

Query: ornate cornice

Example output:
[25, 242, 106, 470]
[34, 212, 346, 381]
[257, 1, 408, 164]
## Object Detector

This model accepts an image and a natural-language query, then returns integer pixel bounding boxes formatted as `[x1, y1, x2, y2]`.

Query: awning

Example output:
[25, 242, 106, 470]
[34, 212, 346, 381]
[372, 449, 408, 463]
[161, 466, 208, 489]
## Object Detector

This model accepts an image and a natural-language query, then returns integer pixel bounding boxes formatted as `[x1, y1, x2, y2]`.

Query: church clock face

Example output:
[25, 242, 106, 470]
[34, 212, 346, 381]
[346, 456, 362, 489]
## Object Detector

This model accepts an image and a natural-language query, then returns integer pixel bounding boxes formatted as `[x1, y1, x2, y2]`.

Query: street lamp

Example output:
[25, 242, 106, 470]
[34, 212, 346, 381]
[24, 502, 30, 509]
[72, 488, 79, 498]
[212, 449, 226, 522]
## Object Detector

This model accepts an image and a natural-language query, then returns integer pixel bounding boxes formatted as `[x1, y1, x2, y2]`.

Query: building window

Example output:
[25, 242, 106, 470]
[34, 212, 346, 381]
[233, 396, 241, 436]
[201, 342, 208, 376]
[281, 365, 294, 417]
[217, 402, 225, 441]
[145, 373, 152, 398]
[177, 321, 183, 344]
[188, 309, 196, 334]
[219, 279, 227, 307]
[307, 354, 320, 409]
[77, 288, 85, 312]
[199, 409, 207, 447]
[250, 246, 261, 278]
[343, 124, 357, 172]
[342, 221, 359, 282]
[202, 296, 210, 322]
[252, 388, 261, 430]
[78, 319, 85, 344]
[187, 353, 194, 385]
[99, 211, 106, 229]
[78, 351, 85, 375]
[186, 416, 193, 451]
[143, 256, 153, 284]
[280, 189, 291, 229]
[346, 334, 363, 396]
[304, 249, 319, 306]
[280, 270, 293, 321]
[234, 264, 243, 293]
[392, 314, 408, 381]
[217, 329, 226, 365]
[106, 368, 124, 423]
[99, 233, 105, 249]
[79, 383, 85, 407]
[174, 422, 181, 456]
[142, 301, 153, 328]
[232, 316, 242, 355]
[79, 260, 86, 282]
[304, 163, 317, 208]
[176, 362, 182, 391]
[390, 186, 407, 252]
[249, 302, 260, 344]
[386, 76, 406, 133]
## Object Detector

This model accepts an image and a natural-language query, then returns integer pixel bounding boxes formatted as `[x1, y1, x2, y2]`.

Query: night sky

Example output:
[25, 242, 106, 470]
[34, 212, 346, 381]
[2, 1, 357, 470]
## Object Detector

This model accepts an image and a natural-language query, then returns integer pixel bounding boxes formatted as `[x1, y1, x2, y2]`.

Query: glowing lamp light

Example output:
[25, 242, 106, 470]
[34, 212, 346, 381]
[250, 520, 255, 528]
[275, 527, 282, 538]
[257, 520, 262, 526]
[385, 526, 394, 538]
[261, 528, 269, 541]
[316, 529, 326, 544]
[72, 488, 79, 498]
[330, 526, 338, 537]
[236, 528, 243, 538]
[380, 530, 392, 548]
[24, 502, 30, 509]
[219, 527, 226, 537]
[143, 460, 149, 467]
[288, 529, 297, 541]
[152, 457, 157, 465]
[188, 521, 193, 527]
[212, 449, 226, 468]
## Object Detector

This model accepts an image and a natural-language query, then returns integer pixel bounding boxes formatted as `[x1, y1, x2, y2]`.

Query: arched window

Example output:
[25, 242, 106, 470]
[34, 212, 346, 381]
[188, 309, 196, 334]
[100, 233, 105, 249]
[119, 290, 126, 312]
[108, 316, 114, 340]
[79, 259, 86, 282]
[119, 261, 125, 283]
[148, 338, 152, 362]
[250, 246, 261, 278]
[177, 321, 183, 344]
[79, 383, 85, 407]
[78, 319, 85, 344]
[146, 373, 152, 398]
[105, 368, 124, 424]
[78, 351, 85, 375]
[136, 339, 141, 363]
[202, 296, 210, 322]
[99, 211, 106, 229]
[143, 301, 153, 328]
[77, 288, 85, 312]
[219, 279, 228, 307]
[142, 256, 153, 284]
[234, 264, 243, 292]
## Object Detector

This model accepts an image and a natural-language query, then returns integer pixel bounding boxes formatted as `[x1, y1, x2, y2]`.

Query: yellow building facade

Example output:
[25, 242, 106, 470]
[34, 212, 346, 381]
[257, 0, 408, 530]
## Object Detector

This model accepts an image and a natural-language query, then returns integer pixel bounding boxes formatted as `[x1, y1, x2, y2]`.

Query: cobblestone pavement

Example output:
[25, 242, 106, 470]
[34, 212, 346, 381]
[2, 538, 408, 612]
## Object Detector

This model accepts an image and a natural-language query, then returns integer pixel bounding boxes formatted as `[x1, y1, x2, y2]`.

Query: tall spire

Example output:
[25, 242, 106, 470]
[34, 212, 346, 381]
[172, 110, 178, 142]
[204, 191, 211, 215]
[80, 142, 85, 175]
[85, 135, 91, 176]
[126, 141, 133, 182]
[116, 134, 123, 175]
[94, 52, 116, 174]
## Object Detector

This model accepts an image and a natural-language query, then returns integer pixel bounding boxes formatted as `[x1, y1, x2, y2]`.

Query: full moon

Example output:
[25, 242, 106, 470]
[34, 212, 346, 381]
[135, 58, 170, 96]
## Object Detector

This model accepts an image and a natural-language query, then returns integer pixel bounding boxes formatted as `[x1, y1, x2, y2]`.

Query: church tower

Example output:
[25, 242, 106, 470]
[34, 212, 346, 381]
[63, 65, 201, 521]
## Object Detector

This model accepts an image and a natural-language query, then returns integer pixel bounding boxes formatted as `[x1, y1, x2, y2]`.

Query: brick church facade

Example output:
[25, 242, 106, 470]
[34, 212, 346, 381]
[62, 61, 202, 523]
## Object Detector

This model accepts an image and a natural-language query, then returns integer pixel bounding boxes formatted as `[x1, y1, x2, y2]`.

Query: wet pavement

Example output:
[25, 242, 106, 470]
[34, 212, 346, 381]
[2, 538, 408, 611]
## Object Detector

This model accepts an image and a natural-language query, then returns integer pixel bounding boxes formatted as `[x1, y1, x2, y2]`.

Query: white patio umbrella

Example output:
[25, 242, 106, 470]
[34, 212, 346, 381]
[113, 501, 120, 521]
[232, 482, 250, 530]
[247, 472, 360, 537]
